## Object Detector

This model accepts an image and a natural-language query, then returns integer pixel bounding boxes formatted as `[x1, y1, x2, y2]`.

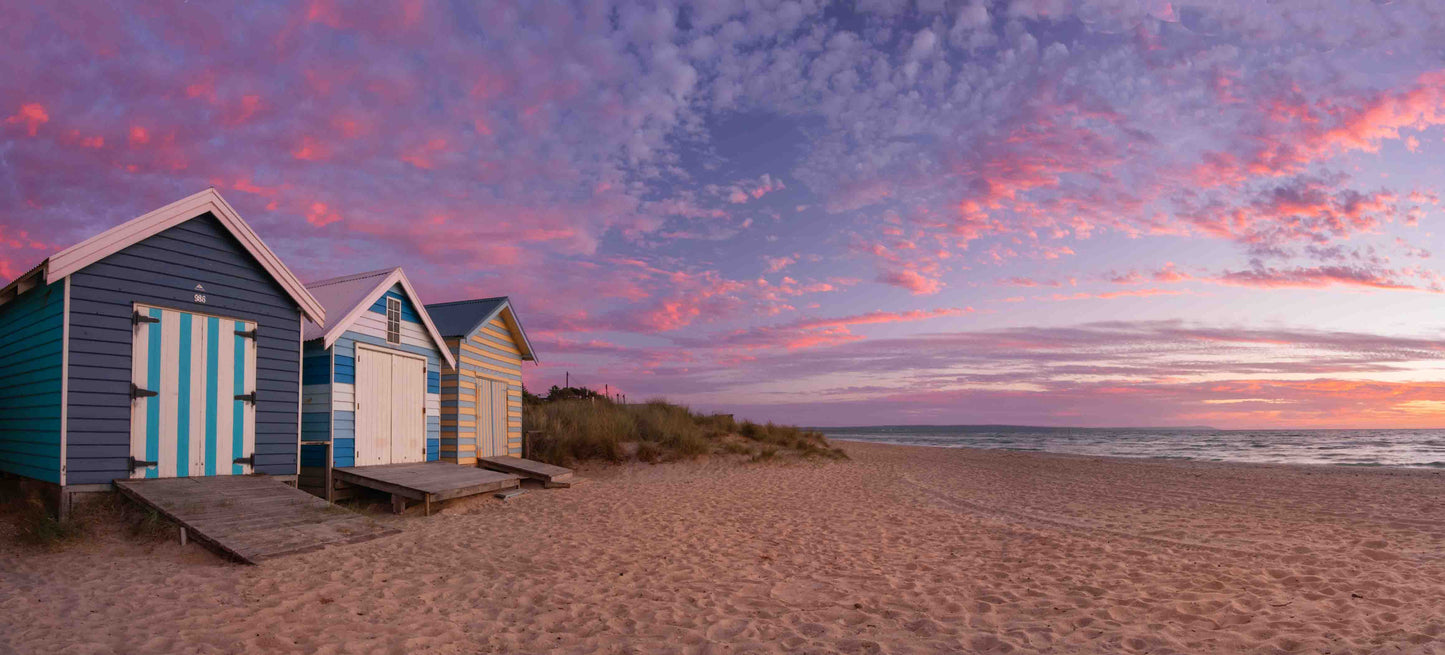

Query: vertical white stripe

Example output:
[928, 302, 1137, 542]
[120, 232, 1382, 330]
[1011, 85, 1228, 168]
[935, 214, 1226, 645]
[129, 305, 149, 479]
[189, 315, 206, 476]
[216, 323, 234, 476]
[158, 310, 180, 478]
[243, 320, 257, 474]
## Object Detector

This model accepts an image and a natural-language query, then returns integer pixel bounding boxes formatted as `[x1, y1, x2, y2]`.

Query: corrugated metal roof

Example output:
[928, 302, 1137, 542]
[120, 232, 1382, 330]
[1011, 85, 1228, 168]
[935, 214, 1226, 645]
[424, 297, 508, 338]
[301, 267, 398, 342]
[424, 296, 537, 362]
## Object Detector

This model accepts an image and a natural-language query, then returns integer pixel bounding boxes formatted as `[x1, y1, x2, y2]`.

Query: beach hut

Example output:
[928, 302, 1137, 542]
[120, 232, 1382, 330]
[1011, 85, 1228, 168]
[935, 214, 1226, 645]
[423, 298, 536, 464]
[0, 189, 325, 510]
[298, 267, 454, 495]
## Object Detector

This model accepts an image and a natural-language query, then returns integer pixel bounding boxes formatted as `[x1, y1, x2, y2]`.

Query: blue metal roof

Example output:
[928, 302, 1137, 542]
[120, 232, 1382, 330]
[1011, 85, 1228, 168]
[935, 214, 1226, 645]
[423, 296, 536, 361]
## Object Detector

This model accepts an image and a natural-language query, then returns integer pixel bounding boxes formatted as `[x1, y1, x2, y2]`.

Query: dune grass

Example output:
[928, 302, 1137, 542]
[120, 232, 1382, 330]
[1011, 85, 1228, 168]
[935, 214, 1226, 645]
[523, 392, 847, 467]
[1, 492, 176, 550]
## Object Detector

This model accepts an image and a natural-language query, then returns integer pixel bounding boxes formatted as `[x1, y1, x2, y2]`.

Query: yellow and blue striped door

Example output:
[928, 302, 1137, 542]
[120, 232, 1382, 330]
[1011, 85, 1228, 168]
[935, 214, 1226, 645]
[128, 304, 257, 479]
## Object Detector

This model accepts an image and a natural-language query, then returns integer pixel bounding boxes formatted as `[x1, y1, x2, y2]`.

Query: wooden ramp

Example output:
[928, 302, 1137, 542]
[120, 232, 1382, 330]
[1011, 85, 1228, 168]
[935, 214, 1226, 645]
[333, 461, 520, 515]
[478, 456, 575, 488]
[114, 476, 398, 565]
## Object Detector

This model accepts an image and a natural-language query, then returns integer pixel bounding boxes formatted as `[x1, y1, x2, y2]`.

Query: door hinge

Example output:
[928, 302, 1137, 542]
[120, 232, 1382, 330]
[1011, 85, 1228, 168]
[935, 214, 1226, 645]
[128, 456, 157, 472]
[130, 383, 159, 400]
[234, 328, 257, 340]
[233, 455, 255, 466]
[132, 311, 160, 326]
[234, 392, 256, 404]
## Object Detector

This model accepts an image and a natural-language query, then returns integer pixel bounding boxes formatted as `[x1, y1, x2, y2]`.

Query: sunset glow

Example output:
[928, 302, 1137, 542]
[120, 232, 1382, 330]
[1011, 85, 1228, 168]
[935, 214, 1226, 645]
[5, 1, 1445, 427]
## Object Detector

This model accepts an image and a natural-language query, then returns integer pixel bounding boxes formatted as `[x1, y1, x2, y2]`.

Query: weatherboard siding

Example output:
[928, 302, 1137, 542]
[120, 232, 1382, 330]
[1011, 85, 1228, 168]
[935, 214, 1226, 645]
[439, 326, 524, 464]
[0, 280, 65, 483]
[317, 295, 442, 466]
[65, 214, 302, 484]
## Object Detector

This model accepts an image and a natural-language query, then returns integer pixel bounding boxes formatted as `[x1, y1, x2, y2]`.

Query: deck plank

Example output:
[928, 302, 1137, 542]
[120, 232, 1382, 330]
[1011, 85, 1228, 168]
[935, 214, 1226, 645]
[114, 476, 399, 564]
[333, 462, 520, 512]
[478, 456, 575, 487]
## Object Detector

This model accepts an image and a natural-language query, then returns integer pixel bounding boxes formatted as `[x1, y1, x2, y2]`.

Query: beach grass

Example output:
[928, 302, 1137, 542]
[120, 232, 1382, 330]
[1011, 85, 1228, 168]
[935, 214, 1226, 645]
[522, 391, 846, 466]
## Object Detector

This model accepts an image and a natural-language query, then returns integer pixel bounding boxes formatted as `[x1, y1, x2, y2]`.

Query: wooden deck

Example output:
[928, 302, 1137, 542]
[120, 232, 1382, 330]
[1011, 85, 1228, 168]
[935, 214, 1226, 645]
[113, 476, 399, 565]
[333, 461, 520, 515]
[478, 456, 575, 488]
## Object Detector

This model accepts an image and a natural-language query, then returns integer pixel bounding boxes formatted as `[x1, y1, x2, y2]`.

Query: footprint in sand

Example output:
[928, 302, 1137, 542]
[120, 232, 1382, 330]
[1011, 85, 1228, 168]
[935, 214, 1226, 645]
[704, 618, 750, 640]
[769, 579, 843, 609]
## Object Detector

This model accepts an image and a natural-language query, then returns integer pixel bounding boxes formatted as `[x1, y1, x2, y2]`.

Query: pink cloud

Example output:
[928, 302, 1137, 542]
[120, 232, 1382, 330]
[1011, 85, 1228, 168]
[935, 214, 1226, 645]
[764, 255, 796, 273]
[877, 268, 942, 295]
[304, 201, 341, 227]
[4, 103, 48, 136]
[691, 307, 972, 352]
[1213, 266, 1434, 292]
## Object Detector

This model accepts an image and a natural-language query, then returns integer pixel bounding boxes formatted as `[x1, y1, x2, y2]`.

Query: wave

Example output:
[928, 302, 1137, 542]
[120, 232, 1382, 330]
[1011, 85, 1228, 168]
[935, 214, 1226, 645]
[824, 428, 1445, 469]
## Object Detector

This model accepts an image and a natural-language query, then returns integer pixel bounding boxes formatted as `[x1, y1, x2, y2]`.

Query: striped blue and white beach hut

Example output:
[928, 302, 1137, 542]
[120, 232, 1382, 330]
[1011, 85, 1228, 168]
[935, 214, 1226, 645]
[298, 268, 454, 497]
[0, 189, 326, 509]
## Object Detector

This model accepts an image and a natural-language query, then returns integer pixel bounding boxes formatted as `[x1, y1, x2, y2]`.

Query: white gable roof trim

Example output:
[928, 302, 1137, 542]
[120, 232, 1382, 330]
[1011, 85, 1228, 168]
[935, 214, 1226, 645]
[36, 188, 326, 324]
[307, 267, 457, 370]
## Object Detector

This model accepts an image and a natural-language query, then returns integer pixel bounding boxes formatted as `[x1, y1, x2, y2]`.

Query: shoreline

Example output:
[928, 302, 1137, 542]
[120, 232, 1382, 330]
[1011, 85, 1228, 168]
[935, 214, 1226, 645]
[826, 433, 1445, 470]
[2, 441, 1442, 654]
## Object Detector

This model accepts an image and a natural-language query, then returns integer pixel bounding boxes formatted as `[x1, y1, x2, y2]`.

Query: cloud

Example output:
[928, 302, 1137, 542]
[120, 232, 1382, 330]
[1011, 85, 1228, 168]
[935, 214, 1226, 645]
[6, 2, 1445, 427]
[1214, 265, 1436, 292]
[678, 307, 973, 352]
[4, 103, 48, 136]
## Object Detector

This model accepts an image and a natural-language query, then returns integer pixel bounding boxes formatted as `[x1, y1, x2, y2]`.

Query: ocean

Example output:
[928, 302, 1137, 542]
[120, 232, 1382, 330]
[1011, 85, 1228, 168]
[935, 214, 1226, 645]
[819, 425, 1445, 468]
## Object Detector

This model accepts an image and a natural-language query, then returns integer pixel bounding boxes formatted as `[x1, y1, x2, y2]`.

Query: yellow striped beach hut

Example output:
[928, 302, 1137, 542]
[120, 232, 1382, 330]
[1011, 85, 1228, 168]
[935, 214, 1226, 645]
[423, 298, 536, 464]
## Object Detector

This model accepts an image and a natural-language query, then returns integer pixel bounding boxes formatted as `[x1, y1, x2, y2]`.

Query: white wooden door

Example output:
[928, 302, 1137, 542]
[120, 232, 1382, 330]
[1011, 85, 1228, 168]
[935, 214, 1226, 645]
[390, 354, 426, 464]
[355, 345, 427, 466]
[129, 304, 256, 478]
[490, 380, 508, 456]
[474, 379, 492, 458]
[474, 378, 509, 458]
[354, 347, 393, 466]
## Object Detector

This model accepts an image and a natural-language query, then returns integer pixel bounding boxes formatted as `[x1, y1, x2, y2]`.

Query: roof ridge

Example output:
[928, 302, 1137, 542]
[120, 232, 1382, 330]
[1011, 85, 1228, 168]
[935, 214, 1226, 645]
[424, 296, 509, 307]
[306, 266, 399, 288]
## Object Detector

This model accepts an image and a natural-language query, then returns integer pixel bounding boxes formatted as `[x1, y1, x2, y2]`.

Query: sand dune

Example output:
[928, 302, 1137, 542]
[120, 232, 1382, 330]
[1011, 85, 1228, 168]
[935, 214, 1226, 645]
[2, 442, 1443, 654]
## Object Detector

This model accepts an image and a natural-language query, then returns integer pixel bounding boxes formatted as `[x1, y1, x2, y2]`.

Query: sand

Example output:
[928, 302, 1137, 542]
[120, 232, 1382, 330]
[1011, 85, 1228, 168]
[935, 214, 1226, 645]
[2, 442, 1443, 654]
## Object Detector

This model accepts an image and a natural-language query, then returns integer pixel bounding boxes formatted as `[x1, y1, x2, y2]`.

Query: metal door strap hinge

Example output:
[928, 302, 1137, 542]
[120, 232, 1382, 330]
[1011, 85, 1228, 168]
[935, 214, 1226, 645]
[128, 456, 157, 472]
[233, 455, 254, 466]
[235, 328, 257, 340]
[130, 383, 159, 400]
[234, 392, 256, 403]
[132, 311, 159, 326]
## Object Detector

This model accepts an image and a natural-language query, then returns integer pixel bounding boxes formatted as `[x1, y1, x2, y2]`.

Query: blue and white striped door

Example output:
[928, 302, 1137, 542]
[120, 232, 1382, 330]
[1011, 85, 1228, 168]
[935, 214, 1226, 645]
[129, 304, 257, 479]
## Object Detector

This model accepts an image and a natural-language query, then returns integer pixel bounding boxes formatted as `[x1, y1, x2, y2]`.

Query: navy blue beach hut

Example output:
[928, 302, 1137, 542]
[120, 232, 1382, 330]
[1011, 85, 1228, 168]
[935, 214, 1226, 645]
[0, 189, 325, 508]
[298, 268, 454, 497]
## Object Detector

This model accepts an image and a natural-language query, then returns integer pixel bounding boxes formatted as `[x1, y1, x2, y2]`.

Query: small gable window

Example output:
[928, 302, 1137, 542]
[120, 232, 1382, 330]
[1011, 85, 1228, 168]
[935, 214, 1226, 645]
[386, 297, 402, 344]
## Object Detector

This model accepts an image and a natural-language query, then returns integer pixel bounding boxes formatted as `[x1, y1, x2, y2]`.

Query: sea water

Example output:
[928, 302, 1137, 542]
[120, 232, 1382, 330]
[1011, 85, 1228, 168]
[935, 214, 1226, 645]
[819, 425, 1445, 468]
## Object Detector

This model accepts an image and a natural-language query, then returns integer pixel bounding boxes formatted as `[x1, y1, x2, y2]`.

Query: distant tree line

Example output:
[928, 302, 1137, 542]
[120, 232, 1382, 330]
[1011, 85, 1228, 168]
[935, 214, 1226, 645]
[522, 384, 611, 405]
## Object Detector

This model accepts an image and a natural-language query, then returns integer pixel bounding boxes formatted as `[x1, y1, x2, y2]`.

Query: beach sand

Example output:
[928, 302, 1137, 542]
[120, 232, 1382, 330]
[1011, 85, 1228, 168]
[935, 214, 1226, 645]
[2, 442, 1443, 654]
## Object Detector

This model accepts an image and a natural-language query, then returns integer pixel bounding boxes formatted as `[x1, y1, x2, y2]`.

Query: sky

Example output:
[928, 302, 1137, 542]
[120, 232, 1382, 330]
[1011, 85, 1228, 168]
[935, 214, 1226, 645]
[5, 1, 1445, 429]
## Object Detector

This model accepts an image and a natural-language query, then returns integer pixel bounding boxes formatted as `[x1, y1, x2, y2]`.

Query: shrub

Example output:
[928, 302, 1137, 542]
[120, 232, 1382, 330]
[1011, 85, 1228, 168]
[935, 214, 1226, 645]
[522, 388, 845, 465]
[636, 441, 663, 464]
[524, 399, 631, 465]
[12, 498, 85, 547]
